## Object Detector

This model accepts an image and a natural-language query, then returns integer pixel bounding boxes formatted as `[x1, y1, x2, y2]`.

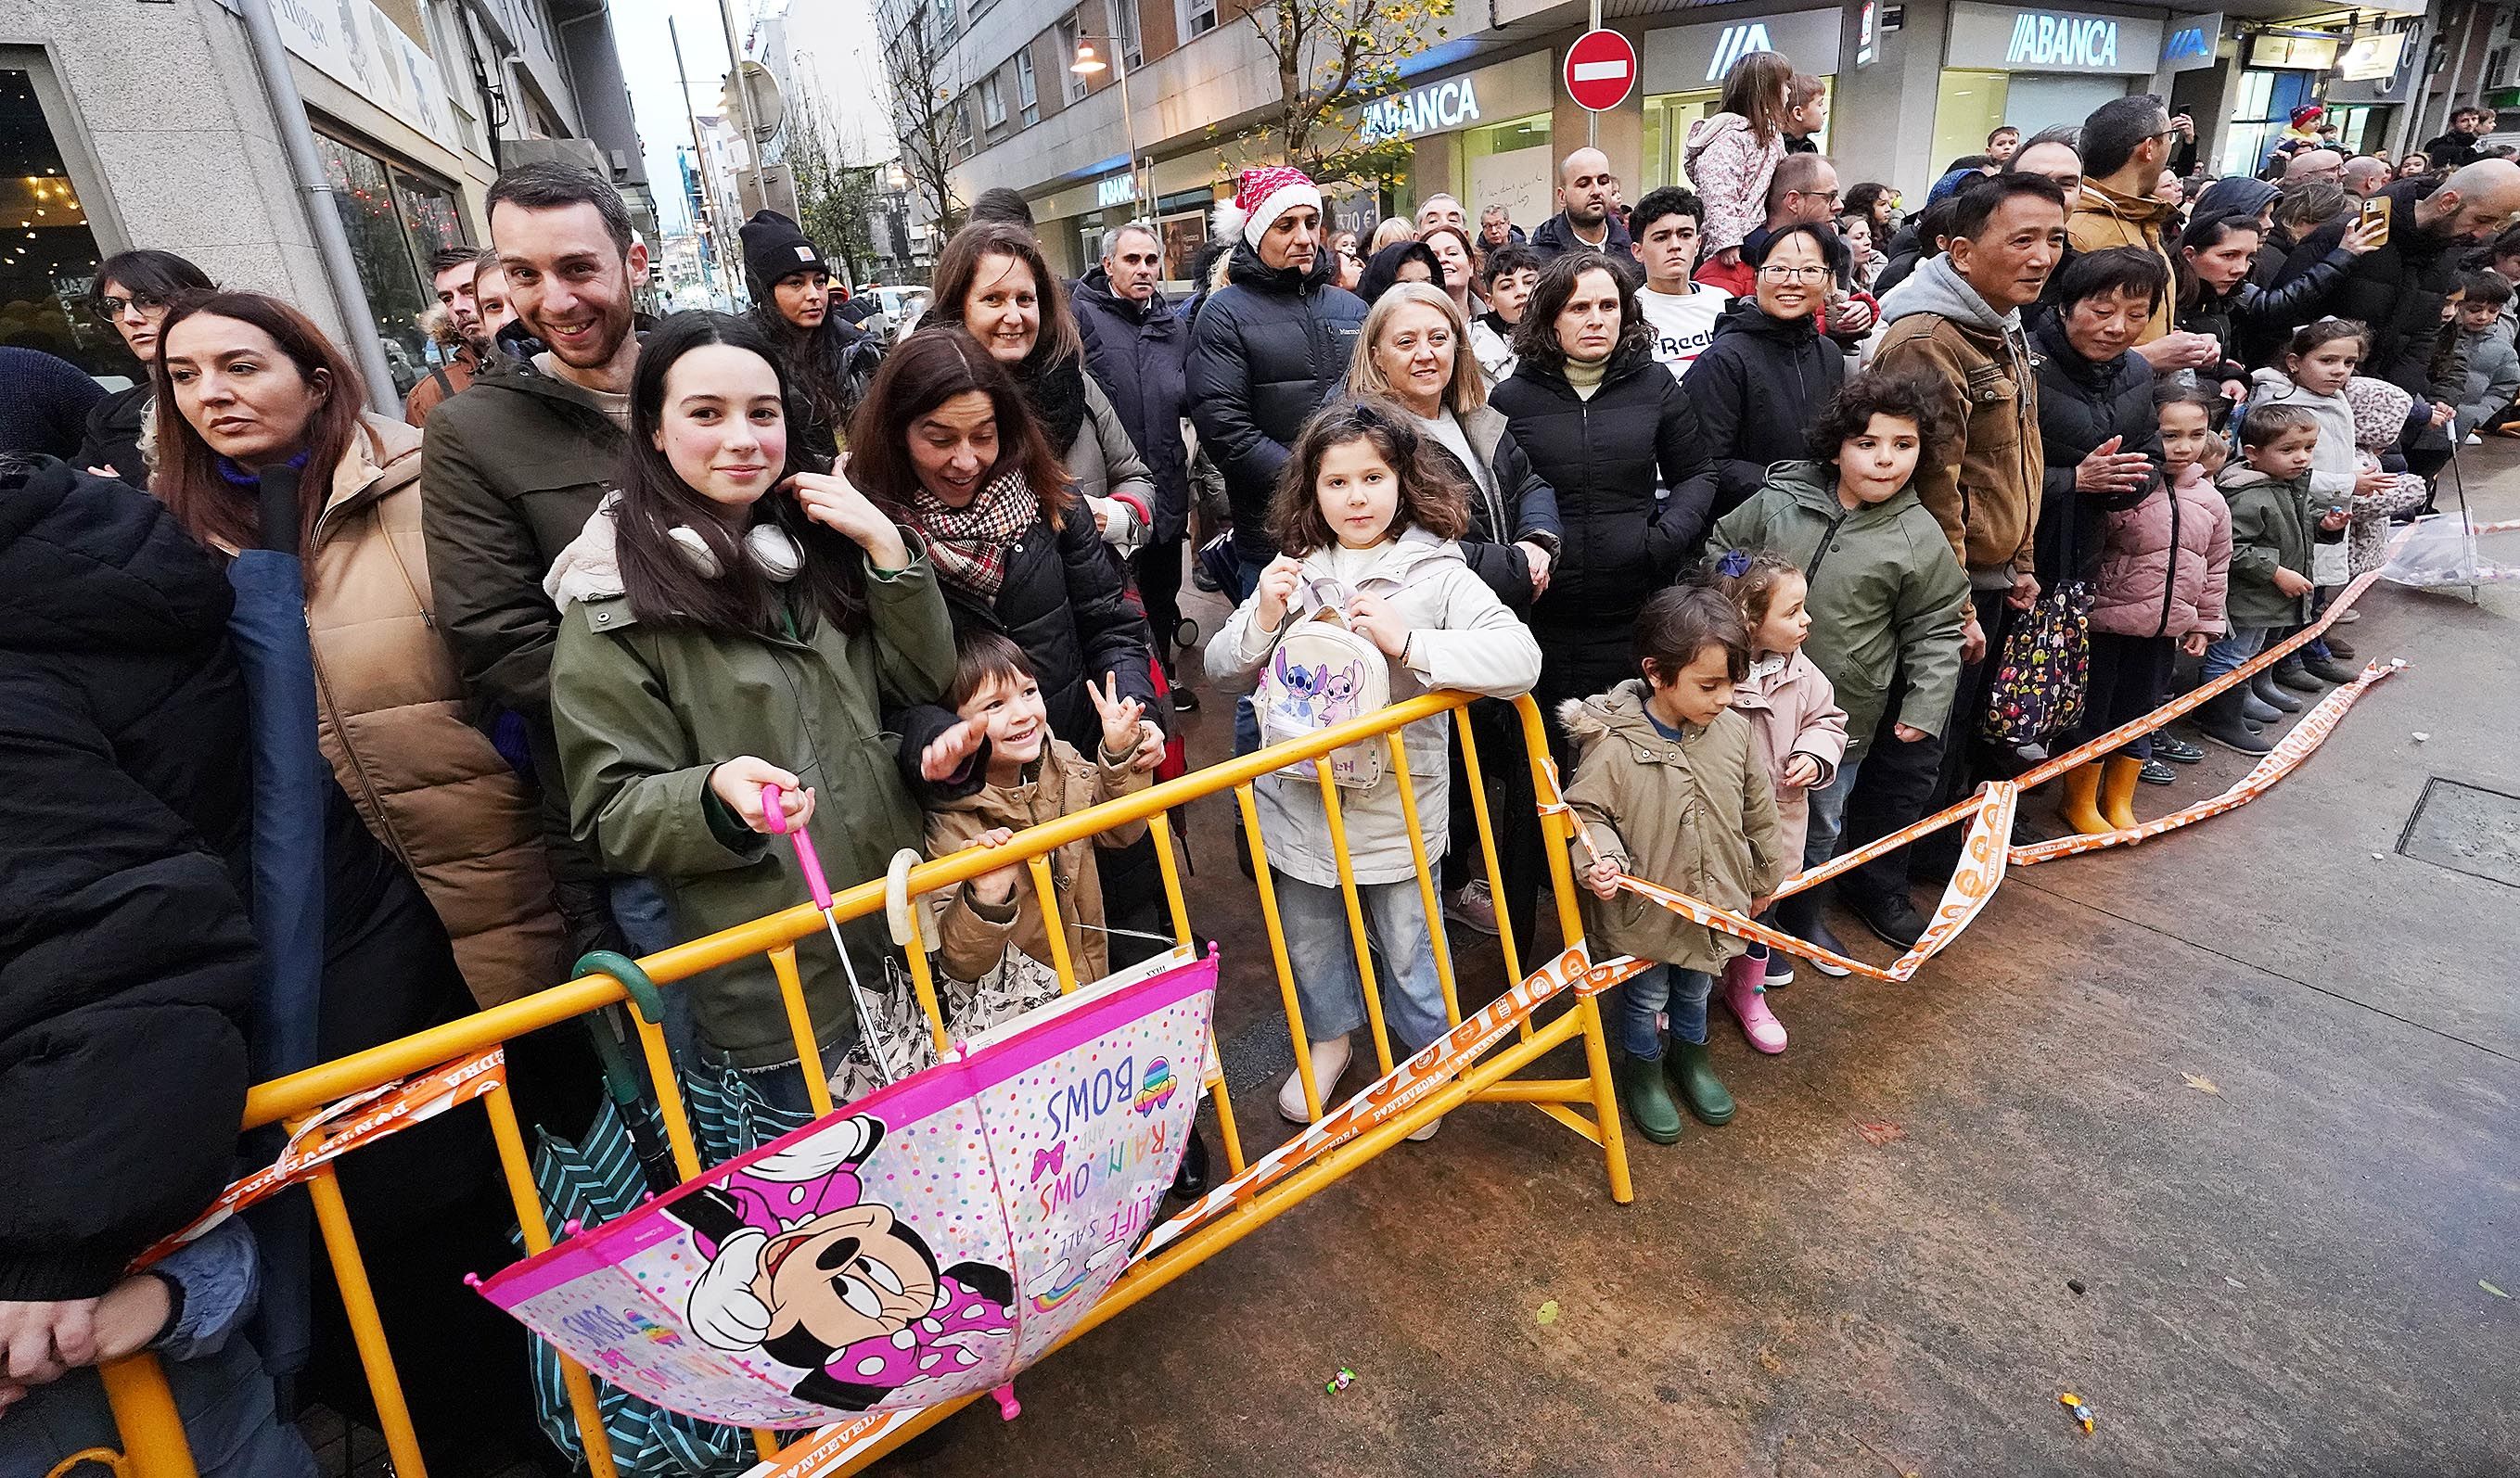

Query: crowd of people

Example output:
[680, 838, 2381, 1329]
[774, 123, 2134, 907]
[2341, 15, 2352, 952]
[6, 51, 2519, 1474]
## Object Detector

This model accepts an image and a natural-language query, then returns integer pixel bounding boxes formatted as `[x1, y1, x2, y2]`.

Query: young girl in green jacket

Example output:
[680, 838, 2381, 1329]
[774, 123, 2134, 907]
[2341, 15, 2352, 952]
[548, 312, 958, 1109]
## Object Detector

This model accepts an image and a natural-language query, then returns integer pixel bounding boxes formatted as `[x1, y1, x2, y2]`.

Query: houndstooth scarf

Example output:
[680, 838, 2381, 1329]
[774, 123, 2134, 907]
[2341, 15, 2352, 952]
[912, 469, 1037, 600]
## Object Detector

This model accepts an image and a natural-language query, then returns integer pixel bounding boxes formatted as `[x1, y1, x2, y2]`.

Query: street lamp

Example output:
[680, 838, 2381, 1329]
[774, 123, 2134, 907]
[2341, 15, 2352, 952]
[1070, 37, 1146, 219]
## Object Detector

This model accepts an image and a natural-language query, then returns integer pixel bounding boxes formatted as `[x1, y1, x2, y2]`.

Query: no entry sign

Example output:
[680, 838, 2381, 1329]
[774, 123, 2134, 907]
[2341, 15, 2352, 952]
[1564, 29, 1638, 111]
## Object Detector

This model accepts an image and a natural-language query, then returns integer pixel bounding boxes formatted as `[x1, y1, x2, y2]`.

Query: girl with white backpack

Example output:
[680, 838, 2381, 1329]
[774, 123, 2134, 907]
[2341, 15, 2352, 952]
[1206, 400, 1541, 1134]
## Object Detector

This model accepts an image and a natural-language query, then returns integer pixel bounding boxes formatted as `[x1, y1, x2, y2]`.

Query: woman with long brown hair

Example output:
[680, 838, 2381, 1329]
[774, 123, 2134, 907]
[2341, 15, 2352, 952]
[547, 311, 956, 1105]
[924, 222, 1158, 549]
[150, 288, 566, 1459]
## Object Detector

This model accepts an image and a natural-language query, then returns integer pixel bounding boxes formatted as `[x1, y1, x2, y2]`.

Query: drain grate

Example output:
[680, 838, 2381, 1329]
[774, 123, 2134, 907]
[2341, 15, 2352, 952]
[2398, 777, 2520, 888]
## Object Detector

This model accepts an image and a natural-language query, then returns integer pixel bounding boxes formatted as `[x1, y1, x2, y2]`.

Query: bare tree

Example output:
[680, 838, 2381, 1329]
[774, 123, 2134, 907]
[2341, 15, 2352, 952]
[1236, 0, 1456, 185]
[787, 80, 884, 284]
[877, 0, 966, 236]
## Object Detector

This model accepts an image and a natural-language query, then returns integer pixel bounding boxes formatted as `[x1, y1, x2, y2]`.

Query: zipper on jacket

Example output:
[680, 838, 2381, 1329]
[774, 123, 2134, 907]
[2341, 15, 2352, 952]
[1802, 506, 1850, 587]
[307, 643, 420, 877]
[2157, 486, 2181, 638]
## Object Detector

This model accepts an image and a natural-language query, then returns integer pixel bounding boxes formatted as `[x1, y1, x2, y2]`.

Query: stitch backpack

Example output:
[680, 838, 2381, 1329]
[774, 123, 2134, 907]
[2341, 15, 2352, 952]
[1255, 595, 1390, 790]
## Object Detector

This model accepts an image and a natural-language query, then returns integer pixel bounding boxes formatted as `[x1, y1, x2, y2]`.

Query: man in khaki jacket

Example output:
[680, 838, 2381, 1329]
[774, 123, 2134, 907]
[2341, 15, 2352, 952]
[2067, 95, 2220, 374]
[1850, 172, 2070, 945]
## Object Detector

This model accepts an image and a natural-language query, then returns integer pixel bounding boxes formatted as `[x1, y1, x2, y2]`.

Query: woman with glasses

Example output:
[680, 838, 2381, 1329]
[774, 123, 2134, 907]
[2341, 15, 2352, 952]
[1681, 225, 1848, 516]
[76, 248, 214, 485]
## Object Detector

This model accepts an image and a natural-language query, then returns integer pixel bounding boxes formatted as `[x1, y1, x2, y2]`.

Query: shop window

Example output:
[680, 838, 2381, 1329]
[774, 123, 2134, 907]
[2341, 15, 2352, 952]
[1458, 114, 1554, 230]
[2219, 66, 2314, 176]
[1017, 49, 1039, 125]
[0, 65, 130, 380]
[1929, 71, 2011, 190]
[1159, 208, 1208, 285]
[314, 133, 472, 395]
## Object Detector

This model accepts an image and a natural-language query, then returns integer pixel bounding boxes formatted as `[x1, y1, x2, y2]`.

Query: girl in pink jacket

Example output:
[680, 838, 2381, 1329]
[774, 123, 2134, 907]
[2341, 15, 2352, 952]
[1713, 549, 1847, 1054]
[1682, 52, 1794, 272]
[2087, 386, 2232, 828]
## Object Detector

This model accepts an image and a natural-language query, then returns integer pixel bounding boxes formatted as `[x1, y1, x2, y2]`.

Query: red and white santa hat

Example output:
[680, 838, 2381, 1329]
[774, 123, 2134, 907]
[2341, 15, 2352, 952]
[1211, 165, 1324, 249]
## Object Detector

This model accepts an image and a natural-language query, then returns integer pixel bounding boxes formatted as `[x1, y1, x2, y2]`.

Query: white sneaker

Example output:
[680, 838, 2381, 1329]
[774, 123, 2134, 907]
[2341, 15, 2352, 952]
[2466, 433, 2484, 446]
[1407, 1115, 1442, 1141]
[1276, 1036, 1352, 1122]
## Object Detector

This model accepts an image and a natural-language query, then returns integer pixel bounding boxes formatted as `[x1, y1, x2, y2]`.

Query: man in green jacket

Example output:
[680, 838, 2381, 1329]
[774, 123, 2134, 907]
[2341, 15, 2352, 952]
[421, 161, 650, 958]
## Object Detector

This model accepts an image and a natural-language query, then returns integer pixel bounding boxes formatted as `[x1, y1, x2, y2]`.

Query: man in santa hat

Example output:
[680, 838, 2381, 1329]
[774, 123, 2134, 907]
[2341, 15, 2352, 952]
[1183, 164, 1369, 748]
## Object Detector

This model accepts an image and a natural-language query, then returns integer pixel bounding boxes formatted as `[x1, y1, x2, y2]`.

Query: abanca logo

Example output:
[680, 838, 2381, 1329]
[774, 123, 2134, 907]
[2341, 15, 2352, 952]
[2164, 24, 2212, 62]
[1705, 22, 1775, 82]
[2006, 12, 2119, 68]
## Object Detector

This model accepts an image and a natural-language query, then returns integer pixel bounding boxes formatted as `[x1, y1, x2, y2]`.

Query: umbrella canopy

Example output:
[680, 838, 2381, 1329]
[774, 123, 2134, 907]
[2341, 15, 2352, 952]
[487, 949, 1216, 1428]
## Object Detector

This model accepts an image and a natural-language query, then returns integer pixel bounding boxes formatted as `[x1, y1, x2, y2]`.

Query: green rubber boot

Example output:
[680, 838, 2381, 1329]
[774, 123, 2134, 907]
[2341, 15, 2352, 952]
[1618, 1051, 1683, 1144]
[1669, 1037, 1736, 1126]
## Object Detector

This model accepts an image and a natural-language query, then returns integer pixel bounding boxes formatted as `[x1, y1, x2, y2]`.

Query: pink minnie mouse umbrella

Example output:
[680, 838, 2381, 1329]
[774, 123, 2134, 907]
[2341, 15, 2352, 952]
[479, 945, 1218, 1427]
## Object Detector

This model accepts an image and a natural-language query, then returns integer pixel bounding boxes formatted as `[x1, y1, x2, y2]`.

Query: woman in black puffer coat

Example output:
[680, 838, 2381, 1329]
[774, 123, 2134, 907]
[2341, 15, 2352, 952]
[1487, 249, 1719, 950]
[2030, 249, 2170, 825]
[1683, 223, 1848, 517]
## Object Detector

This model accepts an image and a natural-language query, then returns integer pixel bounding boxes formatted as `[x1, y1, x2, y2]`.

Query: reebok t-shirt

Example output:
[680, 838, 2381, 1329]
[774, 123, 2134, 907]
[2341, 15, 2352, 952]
[1638, 284, 1731, 376]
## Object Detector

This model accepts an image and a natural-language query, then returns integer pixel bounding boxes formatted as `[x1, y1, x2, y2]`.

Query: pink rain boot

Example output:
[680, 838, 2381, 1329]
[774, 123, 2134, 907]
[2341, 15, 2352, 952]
[1722, 950, 1787, 1053]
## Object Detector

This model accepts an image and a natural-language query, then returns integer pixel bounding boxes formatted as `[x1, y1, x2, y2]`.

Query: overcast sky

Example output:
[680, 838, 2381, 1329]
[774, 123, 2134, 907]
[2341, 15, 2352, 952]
[609, 0, 893, 235]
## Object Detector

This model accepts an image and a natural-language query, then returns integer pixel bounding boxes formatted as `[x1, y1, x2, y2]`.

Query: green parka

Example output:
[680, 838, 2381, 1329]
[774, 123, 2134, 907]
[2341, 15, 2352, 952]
[1709, 461, 1971, 761]
[546, 503, 958, 1067]
[2215, 463, 2317, 630]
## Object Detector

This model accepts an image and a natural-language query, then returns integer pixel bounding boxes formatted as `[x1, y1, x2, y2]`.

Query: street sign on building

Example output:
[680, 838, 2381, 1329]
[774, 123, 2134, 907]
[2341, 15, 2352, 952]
[1564, 30, 1638, 112]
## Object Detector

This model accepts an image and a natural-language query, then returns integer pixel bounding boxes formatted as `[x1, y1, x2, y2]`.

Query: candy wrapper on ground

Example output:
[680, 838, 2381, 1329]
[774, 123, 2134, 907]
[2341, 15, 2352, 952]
[480, 949, 1217, 1427]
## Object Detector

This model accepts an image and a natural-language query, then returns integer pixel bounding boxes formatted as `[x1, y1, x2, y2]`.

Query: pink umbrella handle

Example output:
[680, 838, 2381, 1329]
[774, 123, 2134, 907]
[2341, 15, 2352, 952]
[760, 784, 835, 911]
[990, 1382, 1020, 1421]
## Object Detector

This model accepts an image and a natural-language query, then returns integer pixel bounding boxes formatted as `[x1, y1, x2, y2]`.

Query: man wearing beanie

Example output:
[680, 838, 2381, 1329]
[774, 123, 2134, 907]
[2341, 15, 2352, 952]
[1184, 164, 1367, 752]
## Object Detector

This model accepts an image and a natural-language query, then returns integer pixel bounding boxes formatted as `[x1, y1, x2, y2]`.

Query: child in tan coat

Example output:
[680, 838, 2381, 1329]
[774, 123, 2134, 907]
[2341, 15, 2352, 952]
[925, 630, 1152, 1009]
[1563, 585, 1786, 1146]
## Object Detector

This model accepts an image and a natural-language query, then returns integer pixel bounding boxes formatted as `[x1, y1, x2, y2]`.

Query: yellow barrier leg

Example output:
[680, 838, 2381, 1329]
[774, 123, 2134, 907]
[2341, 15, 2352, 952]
[303, 1166, 428, 1478]
[96, 1354, 198, 1478]
[1315, 758, 1397, 1077]
[1238, 784, 1322, 1123]
[1385, 732, 1464, 1029]
[1026, 854, 1082, 992]
[768, 944, 836, 1117]
[1574, 991, 1634, 1204]
[481, 1082, 622, 1478]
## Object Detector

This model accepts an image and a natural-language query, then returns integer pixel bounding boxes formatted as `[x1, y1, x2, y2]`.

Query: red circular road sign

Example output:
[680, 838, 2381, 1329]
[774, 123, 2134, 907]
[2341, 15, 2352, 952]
[1563, 29, 1638, 112]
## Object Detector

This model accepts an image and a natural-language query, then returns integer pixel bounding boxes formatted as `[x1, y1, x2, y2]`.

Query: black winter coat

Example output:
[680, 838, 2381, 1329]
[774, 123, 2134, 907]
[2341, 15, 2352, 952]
[1529, 210, 1633, 261]
[896, 503, 1160, 797]
[1184, 242, 1367, 561]
[2274, 182, 2458, 398]
[1073, 268, 1192, 542]
[0, 459, 257, 1301]
[1490, 343, 1720, 654]
[2183, 246, 2355, 384]
[1683, 299, 1848, 516]
[2030, 315, 2162, 587]
[75, 384, 151, 487]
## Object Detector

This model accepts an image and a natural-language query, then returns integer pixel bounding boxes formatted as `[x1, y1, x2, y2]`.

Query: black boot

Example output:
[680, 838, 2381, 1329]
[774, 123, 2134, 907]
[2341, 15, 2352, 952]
[1774, 890, 1851, 977]
[1843, 887, 1927, 949]
[2251, 669, 2304, 712]
[2302, 653, 2358, 684]
[2273, 658, 2325, 693]
[1170, 1124, 1210, 1198]
[2197, 690, 2274, 756]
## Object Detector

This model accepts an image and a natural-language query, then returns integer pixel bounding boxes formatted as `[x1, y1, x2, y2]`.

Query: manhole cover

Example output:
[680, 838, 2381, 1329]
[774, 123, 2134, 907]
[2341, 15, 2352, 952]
[2398, 778, 2520, 888]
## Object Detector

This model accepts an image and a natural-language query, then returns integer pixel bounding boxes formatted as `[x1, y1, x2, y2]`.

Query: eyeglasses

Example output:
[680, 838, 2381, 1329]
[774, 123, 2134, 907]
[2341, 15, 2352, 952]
[91, 292, 167, 321]
[1757, 264, 1832, 283]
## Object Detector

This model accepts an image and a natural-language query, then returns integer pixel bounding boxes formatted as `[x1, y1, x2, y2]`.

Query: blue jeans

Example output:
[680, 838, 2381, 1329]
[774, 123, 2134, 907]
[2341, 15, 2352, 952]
[1273, 874, 1451, 1054]
[2203, 625, 2270, 682]
[1620, 963, 1712, 1059]
[611, 875, 703, 1068]
[1804, 753, 1861, 870]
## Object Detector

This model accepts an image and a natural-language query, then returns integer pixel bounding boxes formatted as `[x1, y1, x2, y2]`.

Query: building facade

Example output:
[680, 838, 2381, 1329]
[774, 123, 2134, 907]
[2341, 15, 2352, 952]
[1, 0, 651, 402]
[889, 0, 2488, 284]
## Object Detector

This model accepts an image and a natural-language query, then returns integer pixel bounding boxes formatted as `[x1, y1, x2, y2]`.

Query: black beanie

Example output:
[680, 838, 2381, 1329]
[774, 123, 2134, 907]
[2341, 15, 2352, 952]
[741, 210, 827, 292]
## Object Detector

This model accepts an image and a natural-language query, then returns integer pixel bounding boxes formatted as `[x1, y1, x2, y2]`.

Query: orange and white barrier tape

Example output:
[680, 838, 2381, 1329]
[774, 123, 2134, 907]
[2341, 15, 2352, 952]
[736, 946, 1652, 1477]
[132, 1050, 506, 1268]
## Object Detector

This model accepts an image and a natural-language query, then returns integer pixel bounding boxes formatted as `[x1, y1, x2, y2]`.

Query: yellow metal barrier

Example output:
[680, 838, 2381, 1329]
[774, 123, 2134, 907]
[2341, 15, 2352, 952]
[98, 691, 1621, 1477]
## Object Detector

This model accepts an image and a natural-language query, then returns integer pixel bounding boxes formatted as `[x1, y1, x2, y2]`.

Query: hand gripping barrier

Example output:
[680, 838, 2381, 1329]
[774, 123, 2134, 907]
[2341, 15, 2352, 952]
[96, 560, 2407, 1474]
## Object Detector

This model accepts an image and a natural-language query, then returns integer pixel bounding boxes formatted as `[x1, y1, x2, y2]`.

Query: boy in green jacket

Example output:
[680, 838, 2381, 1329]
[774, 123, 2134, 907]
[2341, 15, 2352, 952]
[2199, 403, 2331, 754]
[1709, 369, 1970, 962]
